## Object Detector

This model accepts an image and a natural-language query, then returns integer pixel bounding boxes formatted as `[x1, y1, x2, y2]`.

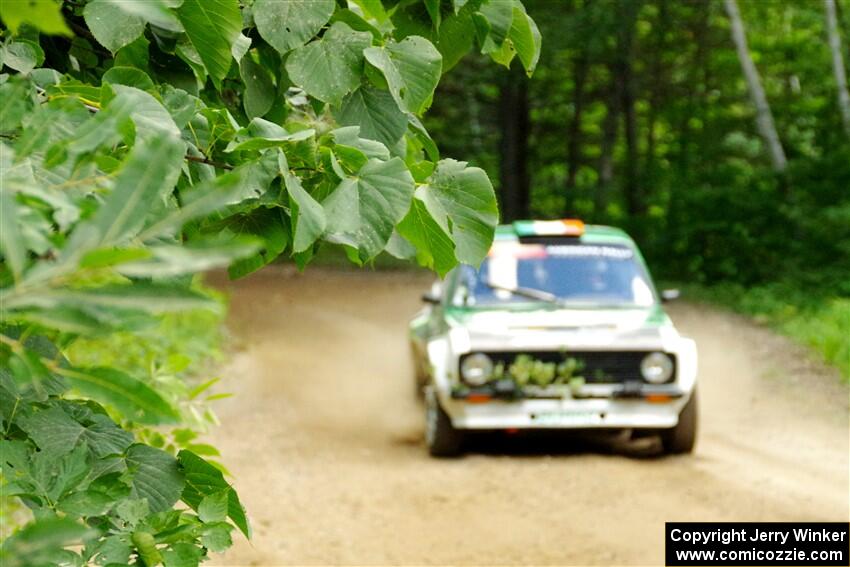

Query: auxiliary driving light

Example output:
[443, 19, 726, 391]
[461, 353, 494, 386]
[640, 352, 674, 384]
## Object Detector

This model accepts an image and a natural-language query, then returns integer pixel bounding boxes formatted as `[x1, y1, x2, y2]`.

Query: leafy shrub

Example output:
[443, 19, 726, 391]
[0, 0, 541, 564]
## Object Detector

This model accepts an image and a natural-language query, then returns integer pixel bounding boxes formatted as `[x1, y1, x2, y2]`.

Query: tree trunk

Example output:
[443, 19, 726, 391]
[724, 0, 788, 173]
[616, 0, 641, 217]
[565, 52, 589, 215]
[499, 67, 530, 222]
[595, 73, 620, 216]
[825, 0, 850, 137]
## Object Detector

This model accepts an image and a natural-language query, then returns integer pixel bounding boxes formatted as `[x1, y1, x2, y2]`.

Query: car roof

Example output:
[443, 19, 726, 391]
[493, 222, 637, 247]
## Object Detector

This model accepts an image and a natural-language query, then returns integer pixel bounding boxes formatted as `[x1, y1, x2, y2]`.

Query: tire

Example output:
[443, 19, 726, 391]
[425, 389, 464, 457]
[661, 388, 698, 454]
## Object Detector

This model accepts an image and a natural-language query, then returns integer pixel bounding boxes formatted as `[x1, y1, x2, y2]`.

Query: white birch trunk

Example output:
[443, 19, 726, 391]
[825, 0, 850, 137]
[724, 0, 788, 172]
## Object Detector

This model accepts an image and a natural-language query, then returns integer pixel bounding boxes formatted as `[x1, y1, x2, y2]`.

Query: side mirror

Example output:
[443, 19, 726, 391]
[661, 289, 681, 303]
[421, 292, 441, 305]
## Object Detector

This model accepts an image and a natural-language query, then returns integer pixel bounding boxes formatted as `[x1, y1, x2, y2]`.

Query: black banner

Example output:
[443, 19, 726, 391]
[666, 522, 849, 566]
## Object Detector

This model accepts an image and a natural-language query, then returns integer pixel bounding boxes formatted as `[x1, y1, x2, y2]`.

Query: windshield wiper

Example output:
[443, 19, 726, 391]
[484, 281, 560, 304]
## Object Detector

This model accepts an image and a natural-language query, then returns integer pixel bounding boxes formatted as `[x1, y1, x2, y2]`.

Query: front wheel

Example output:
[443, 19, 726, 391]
[425, 389, 464, 457]
[661, 389, 698, 454]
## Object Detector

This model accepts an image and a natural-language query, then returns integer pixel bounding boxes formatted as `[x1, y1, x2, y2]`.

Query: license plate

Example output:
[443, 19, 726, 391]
[532, 410, 603, 426]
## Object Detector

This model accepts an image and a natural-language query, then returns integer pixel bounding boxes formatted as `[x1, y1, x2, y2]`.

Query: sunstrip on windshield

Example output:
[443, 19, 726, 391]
[513, 219, 585, 237]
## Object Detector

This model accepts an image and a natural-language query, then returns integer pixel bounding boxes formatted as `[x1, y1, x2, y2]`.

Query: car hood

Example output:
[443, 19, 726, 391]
[445, 306, 679, 351]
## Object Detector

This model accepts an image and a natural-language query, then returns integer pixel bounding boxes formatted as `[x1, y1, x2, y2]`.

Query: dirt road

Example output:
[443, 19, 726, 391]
[207, 266, 849, 566]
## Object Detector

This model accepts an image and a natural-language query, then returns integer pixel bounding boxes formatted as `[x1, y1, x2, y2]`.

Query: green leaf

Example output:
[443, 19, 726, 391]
[397, 159, 497, 274]
[323, 157, 415, 261]
[198, 489, 229, 523]
[254, 0, 336, 54]
[425, 0, 442, 29]
[17, 407, 86, 458]
[280, 154, 326, 253]
[162, 543, 204, 567]
[225, 118, 316, 153]
[102, 66, 155, 90]
[476, 0, 514, 49]
[139, 170, 247, 240]
[116, 239, 261, 278]
[68, 134, 184, 252]
[436, 6, 476, 72]
[507, 3, 541, 75]
[126, 444, 184, 513]
[87, 0, 183, 33]
[57, 489, 115, 517]
[0, 0, 72, 35]
[225, 208, 290, 279]
[0, 517, 92, 567]
[397, 186, 457, 276]
[83, 0, 147, 53]
[285, 22, 373, 106]
[178, 450, 250, 538]
[338, 86, 407, 148]
[240, 54, 275, 119]
[58, 366, 180, 425]
[0, 189, 26, 282]
[200, 523, 233, 553]
[111, 84, 182, 140]
[2, 41, 45, 74]
[175, 0, 242, 88]
[364, 36, 443, 115]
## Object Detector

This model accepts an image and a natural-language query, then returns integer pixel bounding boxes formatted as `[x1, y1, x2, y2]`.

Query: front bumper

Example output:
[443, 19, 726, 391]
[440, 387, 690, 430]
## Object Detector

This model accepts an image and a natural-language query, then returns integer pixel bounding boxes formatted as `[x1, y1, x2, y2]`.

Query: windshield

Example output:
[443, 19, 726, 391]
[452, 241, 656, 308]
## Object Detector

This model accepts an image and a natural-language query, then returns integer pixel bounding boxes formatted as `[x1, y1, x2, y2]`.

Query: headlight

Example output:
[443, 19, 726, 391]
[641, 352, 674, 384]
[461, 353, 494, 386]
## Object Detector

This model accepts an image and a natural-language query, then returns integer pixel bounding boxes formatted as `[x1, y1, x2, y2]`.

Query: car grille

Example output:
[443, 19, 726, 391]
[461, 350, 676, 384]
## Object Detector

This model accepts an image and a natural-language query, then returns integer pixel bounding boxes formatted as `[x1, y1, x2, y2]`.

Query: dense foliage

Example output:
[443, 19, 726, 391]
[0, 0, 541, 564]
[429, 0, 850, 291]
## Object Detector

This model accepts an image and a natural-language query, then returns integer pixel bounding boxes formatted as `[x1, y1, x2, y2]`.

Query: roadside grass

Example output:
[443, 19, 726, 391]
[681, 282, 850, 382]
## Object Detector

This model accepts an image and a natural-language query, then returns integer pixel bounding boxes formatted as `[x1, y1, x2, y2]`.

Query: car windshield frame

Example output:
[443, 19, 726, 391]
[447, 240, 661, 310]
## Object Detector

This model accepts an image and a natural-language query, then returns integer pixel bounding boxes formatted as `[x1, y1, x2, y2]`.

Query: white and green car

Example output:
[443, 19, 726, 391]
[409, 220, 698, 457]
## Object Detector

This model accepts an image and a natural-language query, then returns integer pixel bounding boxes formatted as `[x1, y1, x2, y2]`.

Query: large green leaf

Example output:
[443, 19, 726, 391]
[476, 0, 514, 49]
[323, 157, 415, 260]
[126, 444, 184, 513]
[224, 207, 290, 279]
[507, 3, 541, 75]
[178, 450, 249, 538]
[337, 86, 407, 148]
[17, 407, 134, 458]
[364, 37, 443, 115]
[254, 0, 336, 54]
[57, 366, 180, 425]
[397, 159, 498, 274]
[285, 22, 373, 106]
[175, 0, 242, 88]
[240, 54, 275, 119]
[83, 0, 147, 53]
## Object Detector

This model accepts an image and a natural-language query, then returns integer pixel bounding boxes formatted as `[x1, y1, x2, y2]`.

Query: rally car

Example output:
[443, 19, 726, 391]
[409, 220, 698, 456]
